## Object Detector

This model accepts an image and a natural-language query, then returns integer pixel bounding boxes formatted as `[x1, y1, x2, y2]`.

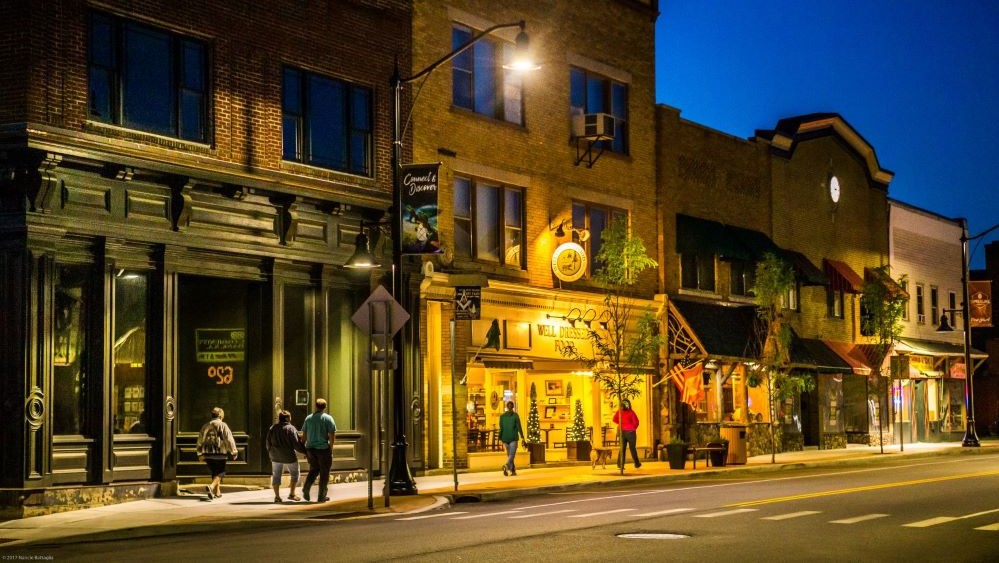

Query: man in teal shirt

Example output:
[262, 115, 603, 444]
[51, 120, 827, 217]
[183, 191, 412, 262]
[301, 398, 336, 502]
[498, 401, 525, 476]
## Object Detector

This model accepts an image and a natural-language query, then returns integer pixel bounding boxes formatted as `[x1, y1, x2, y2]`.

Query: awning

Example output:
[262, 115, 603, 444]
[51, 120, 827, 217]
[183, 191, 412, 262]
[671, 298, 758, 360]
[784, 250, 829, 286]
[865, 267, 908, 299]
[824, 259, 865, 293]
[477, 358, 534, 370]
[823, 340, 875, 375]
[791, 336, 853, 374]
[895, 337, 987, 359]
[676, 214, 749, 260]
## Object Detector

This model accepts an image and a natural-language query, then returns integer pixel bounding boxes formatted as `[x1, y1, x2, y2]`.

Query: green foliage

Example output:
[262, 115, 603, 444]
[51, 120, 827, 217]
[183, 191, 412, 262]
[559, 218, 660, 407]
[525, 382, 541, 444]
[566, 399, 587, 441]
[860, 266, 907, 374]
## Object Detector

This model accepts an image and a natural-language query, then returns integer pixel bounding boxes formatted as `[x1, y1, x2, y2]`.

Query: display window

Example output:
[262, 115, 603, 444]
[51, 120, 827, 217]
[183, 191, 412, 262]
[112, 270, 149, 435]
[53, 263, 93, 436]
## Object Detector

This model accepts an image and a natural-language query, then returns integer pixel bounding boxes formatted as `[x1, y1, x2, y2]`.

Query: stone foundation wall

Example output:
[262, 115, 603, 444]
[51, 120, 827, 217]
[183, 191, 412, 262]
[821, 433, 847, 449]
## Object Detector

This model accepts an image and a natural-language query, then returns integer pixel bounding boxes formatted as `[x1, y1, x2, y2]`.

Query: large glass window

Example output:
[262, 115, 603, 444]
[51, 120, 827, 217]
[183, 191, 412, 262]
[453, 176, 524, 268]
[680, 253, 716, 292]
[113, 271, 149, 435]
[88, 12, 208, 142]
[53, 264, 92, 435]
[451, 24, 523, 124]
[569, 67, 628, 154]
[283, 67, 372, 175]
[730, 259, 756, 297]
[572, 202, 626, 277]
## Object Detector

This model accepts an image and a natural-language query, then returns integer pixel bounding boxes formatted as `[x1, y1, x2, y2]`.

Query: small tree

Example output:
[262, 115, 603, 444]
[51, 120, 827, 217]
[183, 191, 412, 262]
[525, 382, 541, 444]
[566, 399, 587, 441]
[748, 252, 814, 463]
[560, 218, 659, 474]
[860, 265, 907, 453]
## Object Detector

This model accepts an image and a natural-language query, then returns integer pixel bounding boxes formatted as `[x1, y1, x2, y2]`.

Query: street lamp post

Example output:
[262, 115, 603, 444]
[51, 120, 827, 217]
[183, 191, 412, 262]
[384, 21, 535, 495]
[937, 219, 999, 448]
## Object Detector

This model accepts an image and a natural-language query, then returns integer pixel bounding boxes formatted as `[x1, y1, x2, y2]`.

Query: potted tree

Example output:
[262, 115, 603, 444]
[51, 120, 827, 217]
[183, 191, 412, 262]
[525, 382, 545, 464]
[665, 436, 688, 470]
[565, 398, 591, 461]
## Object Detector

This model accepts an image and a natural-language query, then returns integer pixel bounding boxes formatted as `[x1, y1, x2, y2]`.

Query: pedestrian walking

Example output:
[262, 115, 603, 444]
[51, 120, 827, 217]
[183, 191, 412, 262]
[498, 401, 525, 476]
[613, 399, 642, 469]
[196, 407, 238, 501]
[300, 398, 336, 502]
[266, 409, 307, 502]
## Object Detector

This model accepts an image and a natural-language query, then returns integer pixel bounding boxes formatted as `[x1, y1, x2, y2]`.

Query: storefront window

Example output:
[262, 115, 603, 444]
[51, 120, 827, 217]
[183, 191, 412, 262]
[113, 270, 149, 435]
[842, 374, 870, 433]
[53, 264, 92, 435]
[327, 288, 355, 428]
[941, 379, 965, 432]
[820, 374, 844, 433]
[466, 368, 521, 452]
[746, 378, 770, 423]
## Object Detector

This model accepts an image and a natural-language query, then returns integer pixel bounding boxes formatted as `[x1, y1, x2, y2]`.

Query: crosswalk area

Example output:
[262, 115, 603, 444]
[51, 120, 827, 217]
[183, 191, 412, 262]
[396, 505, 999, 531]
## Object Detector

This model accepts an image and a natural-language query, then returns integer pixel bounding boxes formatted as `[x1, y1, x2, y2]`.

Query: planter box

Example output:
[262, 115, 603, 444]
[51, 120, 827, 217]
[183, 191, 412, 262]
[665, 443, 687, 470]
[566, 441, 591, 461]
[527, 442, 546, 464]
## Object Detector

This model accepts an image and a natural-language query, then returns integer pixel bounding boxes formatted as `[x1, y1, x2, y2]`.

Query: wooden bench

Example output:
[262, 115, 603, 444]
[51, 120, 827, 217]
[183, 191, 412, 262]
[689, 443, 726, 469]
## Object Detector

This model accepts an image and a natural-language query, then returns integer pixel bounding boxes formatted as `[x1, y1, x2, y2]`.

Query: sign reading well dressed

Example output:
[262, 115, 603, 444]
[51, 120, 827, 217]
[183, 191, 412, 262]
[968, 281, 992, 328]
[400, 163, 441, 254]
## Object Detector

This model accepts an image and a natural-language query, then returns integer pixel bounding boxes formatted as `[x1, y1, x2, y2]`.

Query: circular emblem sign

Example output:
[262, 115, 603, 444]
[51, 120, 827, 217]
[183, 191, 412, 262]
[551, 242, 587, 282]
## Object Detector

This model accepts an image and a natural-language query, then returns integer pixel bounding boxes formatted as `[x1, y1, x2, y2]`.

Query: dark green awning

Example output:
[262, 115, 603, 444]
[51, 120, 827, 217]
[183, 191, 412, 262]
[676, 214, 750, 260]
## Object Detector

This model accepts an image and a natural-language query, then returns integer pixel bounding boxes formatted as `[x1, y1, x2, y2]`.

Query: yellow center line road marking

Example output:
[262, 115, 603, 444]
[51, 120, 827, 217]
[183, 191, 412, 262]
[763, 511, 822, 521]
[508, 509, 577, 519]
[568, 508, 636, 518]
[974, 523, 999, 531]
[727, 470, 999, 508]
[830, 514, 889, 524]
[694, 509, 758, 518]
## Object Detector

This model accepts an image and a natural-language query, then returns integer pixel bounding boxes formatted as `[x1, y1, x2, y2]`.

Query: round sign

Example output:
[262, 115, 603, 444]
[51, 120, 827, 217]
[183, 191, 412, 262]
[551, 242, 587, 282]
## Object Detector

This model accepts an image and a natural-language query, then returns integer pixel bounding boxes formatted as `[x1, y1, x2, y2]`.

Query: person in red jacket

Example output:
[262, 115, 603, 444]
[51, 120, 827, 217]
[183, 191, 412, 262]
[612, 399, 642, 469]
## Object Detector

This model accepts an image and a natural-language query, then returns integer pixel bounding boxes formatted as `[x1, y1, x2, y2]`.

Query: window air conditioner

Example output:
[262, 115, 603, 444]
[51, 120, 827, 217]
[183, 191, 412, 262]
[572, 112, 615, 139]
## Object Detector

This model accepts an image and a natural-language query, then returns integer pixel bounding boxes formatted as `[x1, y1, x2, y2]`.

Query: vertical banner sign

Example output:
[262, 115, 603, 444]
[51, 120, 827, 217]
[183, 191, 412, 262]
[400, 163, 442, 254]
[968, 281, 992, 328]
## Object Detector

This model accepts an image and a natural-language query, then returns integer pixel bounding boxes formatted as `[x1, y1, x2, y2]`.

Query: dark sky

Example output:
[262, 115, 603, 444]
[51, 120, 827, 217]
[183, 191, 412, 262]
[656, 0, 999, 268]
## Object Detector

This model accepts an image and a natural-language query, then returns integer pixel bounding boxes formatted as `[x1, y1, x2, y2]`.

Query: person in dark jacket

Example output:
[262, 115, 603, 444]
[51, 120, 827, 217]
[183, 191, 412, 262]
[498, 401, 525, 476]
[266, 410, 307, 502]
[612, 399, 641, 469]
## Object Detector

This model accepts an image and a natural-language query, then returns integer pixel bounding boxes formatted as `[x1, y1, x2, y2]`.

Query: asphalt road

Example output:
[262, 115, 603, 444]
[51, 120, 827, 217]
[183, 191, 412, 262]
[14, 454, 999, 562]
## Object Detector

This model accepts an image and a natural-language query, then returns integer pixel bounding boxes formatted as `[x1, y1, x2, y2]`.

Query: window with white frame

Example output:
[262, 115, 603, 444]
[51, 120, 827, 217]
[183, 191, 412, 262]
[569, 67, 628, 154]
[916, 284, 925, 323]
[451, 24, 523, 124]
[827, 288, 844, 319]
[948, 291, 957, 327]
[930, 286, 939, 327]
[783, 282, 800, 311]
[453, 176, 524, 268]
[572, 201, 627, 277]
[900, 280, 909, 320]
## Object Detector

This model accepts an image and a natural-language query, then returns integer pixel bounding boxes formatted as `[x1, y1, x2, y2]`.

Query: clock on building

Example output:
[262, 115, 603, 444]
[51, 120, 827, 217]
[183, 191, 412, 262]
[551, 242, 587, 282]
[829, 175, 841, 203]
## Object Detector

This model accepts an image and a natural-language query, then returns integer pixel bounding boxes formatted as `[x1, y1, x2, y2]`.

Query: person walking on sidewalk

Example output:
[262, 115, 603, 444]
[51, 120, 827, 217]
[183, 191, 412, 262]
[499, 401, 525, 476]
[266, 409, 307, 503]
[301, 398, 337, 502]
[613, 399, 641, 469]
[196, 407, 238, 501]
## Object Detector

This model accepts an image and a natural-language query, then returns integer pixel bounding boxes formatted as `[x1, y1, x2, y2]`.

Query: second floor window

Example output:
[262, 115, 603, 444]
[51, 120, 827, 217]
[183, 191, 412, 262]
[948, 291, 957, 327]
[681, 252, 716, 292]
[453, 176, 524, 268]
[283, 68, 372, 175]
[451, 24, 523, 124]
[784, 282, 800, 311]
[89, 12, 208, 142]
[900, 280, 909, 321]
[827, 288, 844, 319]
[916, 284, 925, 323]
[569, 67, 628, 154]
[930, 286, 939, 326]
[572, 202, 626, 277]
[730, 259, 756, 297]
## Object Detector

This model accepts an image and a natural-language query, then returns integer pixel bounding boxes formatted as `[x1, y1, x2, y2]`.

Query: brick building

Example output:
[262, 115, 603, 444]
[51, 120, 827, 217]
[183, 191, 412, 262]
[0, 0, 410, 516]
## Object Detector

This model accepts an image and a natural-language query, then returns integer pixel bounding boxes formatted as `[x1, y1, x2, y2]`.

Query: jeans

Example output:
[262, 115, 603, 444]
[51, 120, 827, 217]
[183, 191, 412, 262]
[304, 448, 333, 495]
[504, 441, 519, 473]
[618, 430, 640, 467]
[270, 461, 300, 487]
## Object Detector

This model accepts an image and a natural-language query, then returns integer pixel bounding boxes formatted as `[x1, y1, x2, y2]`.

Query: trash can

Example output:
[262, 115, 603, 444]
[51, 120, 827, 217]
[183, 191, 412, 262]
[720, 424, 747, 465]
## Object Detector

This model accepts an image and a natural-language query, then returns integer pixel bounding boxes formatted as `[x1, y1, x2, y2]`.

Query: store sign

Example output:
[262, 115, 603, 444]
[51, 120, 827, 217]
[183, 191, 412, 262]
[400, 163, 441, 255]
[551, 242, 587, 282]
[969, 281, 992, 328]
[195, 329, 245, 362]
[454, 286, 481, 320]
[950, 360, 966, 379]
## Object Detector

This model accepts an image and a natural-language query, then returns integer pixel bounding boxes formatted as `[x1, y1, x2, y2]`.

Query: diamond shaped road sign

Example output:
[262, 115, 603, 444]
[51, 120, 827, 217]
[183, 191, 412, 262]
[351, 285, 410, 338]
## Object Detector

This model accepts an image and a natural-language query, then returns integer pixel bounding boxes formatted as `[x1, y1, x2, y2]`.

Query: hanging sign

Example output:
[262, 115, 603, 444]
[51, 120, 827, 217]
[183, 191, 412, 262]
[400, 163, 442, 254]
[968, 281, 992, 328]
[454, 286, 481, 320]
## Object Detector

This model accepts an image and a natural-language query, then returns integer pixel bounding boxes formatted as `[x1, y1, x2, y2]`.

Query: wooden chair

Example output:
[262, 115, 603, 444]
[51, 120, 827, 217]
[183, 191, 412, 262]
[601, 425, 619, 446]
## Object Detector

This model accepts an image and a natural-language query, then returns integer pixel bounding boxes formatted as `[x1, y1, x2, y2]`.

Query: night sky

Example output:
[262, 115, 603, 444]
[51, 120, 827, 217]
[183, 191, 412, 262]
[656, 0, 999, 269]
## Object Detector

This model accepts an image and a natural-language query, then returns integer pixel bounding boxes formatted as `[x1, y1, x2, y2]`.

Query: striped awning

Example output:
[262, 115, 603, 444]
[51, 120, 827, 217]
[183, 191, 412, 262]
[824, 259, 865, 293]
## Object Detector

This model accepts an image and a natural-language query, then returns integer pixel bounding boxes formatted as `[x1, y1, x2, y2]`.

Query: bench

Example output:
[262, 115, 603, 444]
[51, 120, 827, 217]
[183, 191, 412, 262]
[689, 443, 726, 469]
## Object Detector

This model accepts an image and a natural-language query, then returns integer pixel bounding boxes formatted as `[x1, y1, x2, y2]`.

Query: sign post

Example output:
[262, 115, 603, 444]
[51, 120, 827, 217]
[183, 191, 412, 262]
[451, 287, 481, 491]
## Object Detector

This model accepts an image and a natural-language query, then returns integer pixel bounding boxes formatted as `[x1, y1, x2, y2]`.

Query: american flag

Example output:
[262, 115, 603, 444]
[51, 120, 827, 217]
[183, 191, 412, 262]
[666, 361, 704, 407]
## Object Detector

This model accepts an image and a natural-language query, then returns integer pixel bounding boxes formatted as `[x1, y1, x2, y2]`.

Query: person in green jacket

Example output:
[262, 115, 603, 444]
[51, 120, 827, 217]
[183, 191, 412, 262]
[498, 401, 525, 476]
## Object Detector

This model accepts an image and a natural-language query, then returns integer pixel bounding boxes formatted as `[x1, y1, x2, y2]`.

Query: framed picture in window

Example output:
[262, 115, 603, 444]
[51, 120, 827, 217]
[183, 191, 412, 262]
[545, 380, 563, 396]
[544, 406, 557, 418]
[548, 398, 557, 405]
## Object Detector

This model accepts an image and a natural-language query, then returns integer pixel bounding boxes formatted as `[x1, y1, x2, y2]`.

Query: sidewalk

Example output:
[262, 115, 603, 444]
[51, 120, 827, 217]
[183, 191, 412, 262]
[1, 440, 993, 548]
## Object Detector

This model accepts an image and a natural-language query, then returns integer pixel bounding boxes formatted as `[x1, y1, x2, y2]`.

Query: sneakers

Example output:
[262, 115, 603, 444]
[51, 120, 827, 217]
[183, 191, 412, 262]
[274, 496, 282, 503]
[205, 485, 214, 501]
[502, 465, 509, 477]
[287, 495, 302, 502]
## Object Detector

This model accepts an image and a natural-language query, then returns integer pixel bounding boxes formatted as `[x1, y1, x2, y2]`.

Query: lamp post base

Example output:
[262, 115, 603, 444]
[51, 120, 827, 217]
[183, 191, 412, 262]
[389, 440, 418, 495]
[962, 421, 980, 447]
